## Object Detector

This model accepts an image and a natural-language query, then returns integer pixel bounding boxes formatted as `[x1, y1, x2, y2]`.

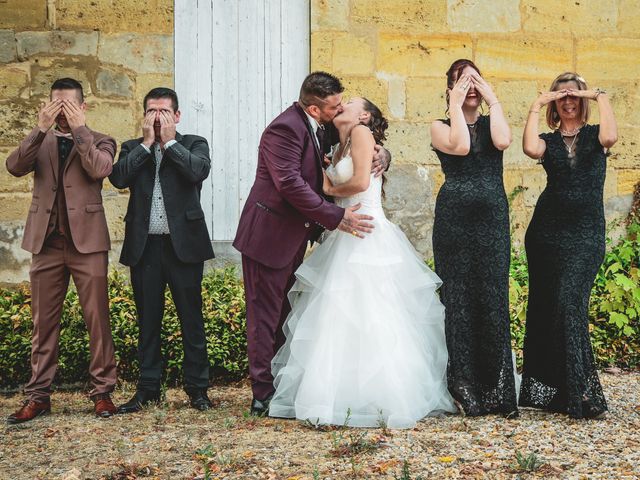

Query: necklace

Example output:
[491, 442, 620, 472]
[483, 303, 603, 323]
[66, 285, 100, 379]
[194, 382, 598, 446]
[562, 133, 579, 157]
[560, 125, 582, 137]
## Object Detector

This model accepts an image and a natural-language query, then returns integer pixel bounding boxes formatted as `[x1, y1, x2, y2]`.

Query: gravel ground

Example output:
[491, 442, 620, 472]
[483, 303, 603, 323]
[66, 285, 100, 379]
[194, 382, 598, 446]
[0, 371, 638, 480]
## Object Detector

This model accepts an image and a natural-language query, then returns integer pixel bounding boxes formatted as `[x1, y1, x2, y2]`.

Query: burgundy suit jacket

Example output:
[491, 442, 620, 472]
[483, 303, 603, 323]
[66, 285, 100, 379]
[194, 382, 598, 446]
[6, 126, 116, 255]
[233, 103, 344, 269]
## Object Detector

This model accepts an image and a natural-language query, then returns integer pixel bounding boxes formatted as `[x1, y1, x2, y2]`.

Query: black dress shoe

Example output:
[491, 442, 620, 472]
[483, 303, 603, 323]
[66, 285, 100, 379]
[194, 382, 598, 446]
[250, 395, 273, 417]
[186, 388, 213, 411]
[116, 390, 161, 414]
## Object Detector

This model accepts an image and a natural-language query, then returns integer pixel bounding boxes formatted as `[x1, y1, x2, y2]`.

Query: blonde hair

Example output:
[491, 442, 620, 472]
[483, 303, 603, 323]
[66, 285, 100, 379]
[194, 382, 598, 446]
[546, 72, 590, 130]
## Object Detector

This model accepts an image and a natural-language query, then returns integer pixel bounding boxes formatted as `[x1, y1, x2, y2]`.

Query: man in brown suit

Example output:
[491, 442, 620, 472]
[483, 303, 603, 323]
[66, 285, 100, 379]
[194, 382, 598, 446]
[5, 78, 118, 423]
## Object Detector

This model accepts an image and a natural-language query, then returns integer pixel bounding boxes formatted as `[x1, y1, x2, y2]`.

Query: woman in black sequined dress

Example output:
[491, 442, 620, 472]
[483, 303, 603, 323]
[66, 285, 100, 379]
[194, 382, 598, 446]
[521, 72, 618, 419]
[431, 59, 518, 416]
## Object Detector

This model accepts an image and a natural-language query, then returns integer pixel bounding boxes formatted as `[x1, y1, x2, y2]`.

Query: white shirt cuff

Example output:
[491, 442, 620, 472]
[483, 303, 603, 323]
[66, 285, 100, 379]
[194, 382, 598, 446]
[140, 142, 151, 153]
[164, 139, 178, 149]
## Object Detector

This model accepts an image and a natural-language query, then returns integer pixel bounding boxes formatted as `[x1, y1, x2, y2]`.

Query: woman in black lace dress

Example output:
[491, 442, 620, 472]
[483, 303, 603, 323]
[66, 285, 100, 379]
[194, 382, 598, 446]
[431, 59, 518, 416]
[520, 73, 618, 419]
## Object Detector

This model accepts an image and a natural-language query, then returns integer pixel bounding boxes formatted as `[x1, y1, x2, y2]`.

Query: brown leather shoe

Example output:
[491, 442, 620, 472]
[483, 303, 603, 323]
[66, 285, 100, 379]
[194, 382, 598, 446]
[7, 399, 51, 424]
[92, 393, 117, 418]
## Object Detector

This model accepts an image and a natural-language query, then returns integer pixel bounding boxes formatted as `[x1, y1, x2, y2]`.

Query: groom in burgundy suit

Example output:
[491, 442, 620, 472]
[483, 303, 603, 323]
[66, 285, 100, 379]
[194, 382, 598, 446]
[234, 72, 376, 414]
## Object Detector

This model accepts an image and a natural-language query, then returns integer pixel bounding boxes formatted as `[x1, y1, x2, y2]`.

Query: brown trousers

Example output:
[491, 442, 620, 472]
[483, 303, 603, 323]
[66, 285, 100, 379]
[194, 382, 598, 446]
[26, 234, 116, 401]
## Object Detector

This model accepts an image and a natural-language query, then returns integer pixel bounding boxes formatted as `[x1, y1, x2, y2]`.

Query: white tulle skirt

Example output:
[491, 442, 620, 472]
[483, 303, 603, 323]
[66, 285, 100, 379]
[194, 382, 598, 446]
[269, 207, 456, 428]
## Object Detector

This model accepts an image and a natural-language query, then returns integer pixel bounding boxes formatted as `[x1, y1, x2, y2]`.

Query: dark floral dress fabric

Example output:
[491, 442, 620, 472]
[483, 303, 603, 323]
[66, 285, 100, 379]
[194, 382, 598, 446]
[520, 124, 608, 419]
[433, 115, 518, 416]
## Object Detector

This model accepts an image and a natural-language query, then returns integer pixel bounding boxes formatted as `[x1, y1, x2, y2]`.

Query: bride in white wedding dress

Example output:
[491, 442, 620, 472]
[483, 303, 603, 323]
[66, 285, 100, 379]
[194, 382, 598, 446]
[269, 97, 456, 428]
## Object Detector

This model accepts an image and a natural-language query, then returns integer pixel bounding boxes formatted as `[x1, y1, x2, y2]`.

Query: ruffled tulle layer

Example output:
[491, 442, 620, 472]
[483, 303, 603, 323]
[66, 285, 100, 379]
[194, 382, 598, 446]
[270, 211, 456, 428]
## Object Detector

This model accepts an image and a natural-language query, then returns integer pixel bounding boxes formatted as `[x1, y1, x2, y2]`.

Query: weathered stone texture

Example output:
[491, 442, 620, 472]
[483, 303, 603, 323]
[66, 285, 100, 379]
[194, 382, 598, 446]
[340, 76, 389, 118]
[56, 0, 174, 34]
[0, 30, 17, 63]
[447, 0, 521, 33]
[333, 33, 375, 75]
[30, 58, 93, 98]
[617, 0, 640, 38]
[0, 0, 46, 30]
[577, 39, 640, 81]
[521, 0, 618, 35]
[86, 100, 137, 146]
[476, 36, 573, 79]
[96, 68, 133, 98]
[311, 0, 350, 31]
[351, 0, 448, 34]
[0, 148, 31, 192]
[0, 100, 39, 146]
[378, 34, 472, 77]
[405, 77, 446, 122]
[98, 34, 173, 75]
[16, 31, 99, 59]
[0, 65, 30, 98]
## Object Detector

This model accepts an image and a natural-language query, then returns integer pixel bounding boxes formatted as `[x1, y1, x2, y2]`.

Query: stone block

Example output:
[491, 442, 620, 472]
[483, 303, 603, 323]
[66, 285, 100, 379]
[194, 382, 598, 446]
[30, 58, 93, 98]
[385, 75, 406, 120]
[96, 68, 133, 98]
[0, 0, 46, 29]
[104, 193, 130, 242]
[520, 167, 547, 207]
[447, 0, 520, 33]
[476, 36, 573, 80]
[605, 82, 640, 129]
[332, 33, 375, 75]
[385, 121, 436, 166]
[134, 73, 174, 113]
[405, 77, 446, 122]
[85, 100, 137, 147]
[0, 221, 31, 283]
[0, 193, 32, 221]
[339, 76, 389, 118]
[310, 31, 336, 71]
[521, 0, 617, 35]
[351, 0, 448, 34]
[378, 34, 473, 77]
[384, 163, 436, 256]
[98, 34, 173, 75]
[616, 169, 639, 195]
[0, 30, 16, 63]
[577, 39, 640, 82]
[503, 129, 531, 167]
[0, 148, 32, 192]
[494, 80, 539, 127]
[16, 31, 99, 59]
[0, 100, 39, 146]
[311, 0, 349, 31]
[617, 0, 640, 38]
[604, 167, 618, 199]
[0, 65, 30, 99]
[608, 128, 640, 169]
[56, 0, 174, 34]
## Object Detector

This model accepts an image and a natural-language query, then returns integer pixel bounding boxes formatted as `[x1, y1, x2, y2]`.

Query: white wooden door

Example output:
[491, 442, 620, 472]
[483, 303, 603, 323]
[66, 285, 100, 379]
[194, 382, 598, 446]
[174, 0, 310, 243]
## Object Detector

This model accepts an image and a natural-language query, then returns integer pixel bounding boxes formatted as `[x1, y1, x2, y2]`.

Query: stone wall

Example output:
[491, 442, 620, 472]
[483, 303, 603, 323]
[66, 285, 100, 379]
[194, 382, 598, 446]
[0, 0, 174, 283]
[311, 0, 639, 255]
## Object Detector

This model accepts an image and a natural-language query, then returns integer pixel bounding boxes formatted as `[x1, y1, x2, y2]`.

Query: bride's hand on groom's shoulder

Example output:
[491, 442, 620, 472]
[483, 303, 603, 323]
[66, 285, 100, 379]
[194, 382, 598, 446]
[338, 204, 374, 239]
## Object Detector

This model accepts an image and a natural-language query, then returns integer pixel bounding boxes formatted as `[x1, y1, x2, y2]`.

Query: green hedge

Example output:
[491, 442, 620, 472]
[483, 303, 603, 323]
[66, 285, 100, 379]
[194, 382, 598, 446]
[0, 267, 247, 388]
[0, 221, 638, 389]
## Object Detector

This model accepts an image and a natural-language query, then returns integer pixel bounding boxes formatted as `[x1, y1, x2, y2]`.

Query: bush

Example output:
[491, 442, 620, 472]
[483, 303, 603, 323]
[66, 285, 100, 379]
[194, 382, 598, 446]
[0, 266, 247, 389]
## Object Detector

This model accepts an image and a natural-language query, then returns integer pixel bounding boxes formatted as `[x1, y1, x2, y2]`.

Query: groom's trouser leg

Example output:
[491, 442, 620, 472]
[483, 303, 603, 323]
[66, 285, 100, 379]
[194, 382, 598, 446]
[242, 245, 306, 400]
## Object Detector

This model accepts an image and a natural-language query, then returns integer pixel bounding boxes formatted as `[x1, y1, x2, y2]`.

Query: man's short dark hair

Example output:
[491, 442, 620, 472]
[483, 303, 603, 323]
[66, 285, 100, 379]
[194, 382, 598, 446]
[144, 87, 179, 112]
[299, 72, 344, 108]
[50, 77, 84, 102]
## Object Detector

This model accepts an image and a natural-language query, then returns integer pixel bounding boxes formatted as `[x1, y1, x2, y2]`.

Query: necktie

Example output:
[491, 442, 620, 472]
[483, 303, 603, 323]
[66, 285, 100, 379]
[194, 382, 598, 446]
[315, 125, 325, 153]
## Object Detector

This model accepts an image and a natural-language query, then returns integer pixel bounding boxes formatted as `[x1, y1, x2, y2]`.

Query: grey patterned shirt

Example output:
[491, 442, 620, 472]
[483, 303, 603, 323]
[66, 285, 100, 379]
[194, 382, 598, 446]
[142, 141, 176, 235]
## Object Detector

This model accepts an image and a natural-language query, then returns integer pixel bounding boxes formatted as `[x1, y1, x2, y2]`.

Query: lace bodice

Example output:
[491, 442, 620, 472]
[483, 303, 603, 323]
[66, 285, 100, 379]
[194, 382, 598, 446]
[325, 154, 382, 210]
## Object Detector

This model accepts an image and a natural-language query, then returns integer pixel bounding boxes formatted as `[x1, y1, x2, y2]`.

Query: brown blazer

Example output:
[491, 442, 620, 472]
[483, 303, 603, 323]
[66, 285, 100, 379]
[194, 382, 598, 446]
[6, 126, 116, 254]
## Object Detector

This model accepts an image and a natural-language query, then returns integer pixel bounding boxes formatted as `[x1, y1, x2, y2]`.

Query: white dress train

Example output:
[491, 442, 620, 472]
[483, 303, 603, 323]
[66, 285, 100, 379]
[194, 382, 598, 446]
[269, 152, 456, 428]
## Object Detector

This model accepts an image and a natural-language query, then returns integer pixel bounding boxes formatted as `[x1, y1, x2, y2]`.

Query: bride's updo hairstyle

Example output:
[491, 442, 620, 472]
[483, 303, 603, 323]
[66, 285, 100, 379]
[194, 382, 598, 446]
[444, 58, 481, 116]
[361, 98, 390, 197]
[362, 98, 389, 146]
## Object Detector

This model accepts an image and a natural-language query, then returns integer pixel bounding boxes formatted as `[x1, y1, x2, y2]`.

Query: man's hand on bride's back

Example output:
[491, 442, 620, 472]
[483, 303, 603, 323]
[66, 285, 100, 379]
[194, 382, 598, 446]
[337, 203, 374, 239]
[372, 145, 391, 178]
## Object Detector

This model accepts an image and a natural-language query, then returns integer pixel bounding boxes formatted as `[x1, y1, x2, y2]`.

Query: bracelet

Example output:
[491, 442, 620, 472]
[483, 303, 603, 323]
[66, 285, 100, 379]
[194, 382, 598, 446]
[529, 109, 540, 114]
[594, 88, 606, 99]
[488, 101, 500, 109]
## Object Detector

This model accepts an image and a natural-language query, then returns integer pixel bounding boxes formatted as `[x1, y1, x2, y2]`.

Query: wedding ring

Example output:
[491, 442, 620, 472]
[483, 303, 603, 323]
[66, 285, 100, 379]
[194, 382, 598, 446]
[351, 230, 358, 236]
